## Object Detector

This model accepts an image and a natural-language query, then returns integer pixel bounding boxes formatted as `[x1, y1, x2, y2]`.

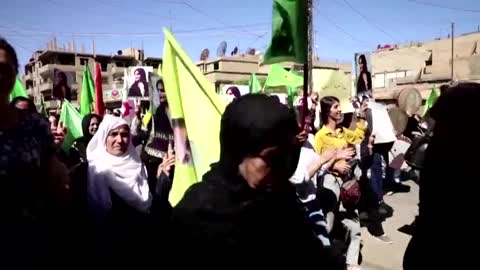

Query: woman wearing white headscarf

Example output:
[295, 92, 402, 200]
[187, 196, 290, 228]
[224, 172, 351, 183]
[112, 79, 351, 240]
[69, 115, 174, 263]
[85, 115, 152, 219]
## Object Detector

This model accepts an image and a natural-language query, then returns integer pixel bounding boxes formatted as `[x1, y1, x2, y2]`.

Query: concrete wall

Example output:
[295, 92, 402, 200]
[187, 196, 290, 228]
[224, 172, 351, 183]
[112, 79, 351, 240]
[219, 60, 259, 74]
[312, 69, 352, 111]
[197, 55, 352, 92]
[369, 32, 480, 100]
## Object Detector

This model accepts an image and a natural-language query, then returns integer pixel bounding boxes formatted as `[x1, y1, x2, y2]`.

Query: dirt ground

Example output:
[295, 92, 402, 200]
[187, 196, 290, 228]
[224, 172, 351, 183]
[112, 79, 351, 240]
[361, 181, 418, 270]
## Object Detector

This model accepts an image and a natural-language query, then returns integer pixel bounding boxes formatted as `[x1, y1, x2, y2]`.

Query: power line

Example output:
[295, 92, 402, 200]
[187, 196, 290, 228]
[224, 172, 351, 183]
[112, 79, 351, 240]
[96, 0, 211, 28]
[3, 30, 267, 38]
[43, 0, 147, 31]
[248, 32, 269, 47]
[0, 21, 268, 37]
[180, 0, 264, 38]
[7, 39, 36, 54]
[316, 12, 372, 47]
[316, 14, 402, 69]
[406, 0, 480, 13]
[314, 0, 373, 47]
[340, 0, 402, 42]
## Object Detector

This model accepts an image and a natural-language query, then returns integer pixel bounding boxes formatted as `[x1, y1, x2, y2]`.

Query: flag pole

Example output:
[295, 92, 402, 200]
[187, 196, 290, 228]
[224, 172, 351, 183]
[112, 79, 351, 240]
[301, 0, 313, 127]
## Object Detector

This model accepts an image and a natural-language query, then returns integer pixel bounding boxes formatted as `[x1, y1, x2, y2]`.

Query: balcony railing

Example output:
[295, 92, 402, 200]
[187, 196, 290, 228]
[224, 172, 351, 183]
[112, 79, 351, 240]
[39, 81, 53, 93]
[44, 100, 61, 110]
[23, 73, 33, 81]
[38, 64, 78, 76]
[111, 66, 126, 75]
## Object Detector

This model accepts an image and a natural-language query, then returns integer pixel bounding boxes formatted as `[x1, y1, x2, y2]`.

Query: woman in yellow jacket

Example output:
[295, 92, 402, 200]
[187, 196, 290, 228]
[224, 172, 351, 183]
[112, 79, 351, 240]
[314, 96, 366, 165]
[313, 96, 367, 270]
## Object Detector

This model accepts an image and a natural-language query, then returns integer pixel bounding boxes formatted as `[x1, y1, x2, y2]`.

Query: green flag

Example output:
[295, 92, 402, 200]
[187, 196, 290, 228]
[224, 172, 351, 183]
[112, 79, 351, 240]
[80, 65, 95, 116]
[286, 85, 297, 107]
[264, 64, 303, 88]
[423, 87, 439, 116]
[39, 96, 47, 116]
[263, 0, 308, 64]
[60, 100, 83, 150]
[9, 78, 28, 101]
[249, 73, 262, 93]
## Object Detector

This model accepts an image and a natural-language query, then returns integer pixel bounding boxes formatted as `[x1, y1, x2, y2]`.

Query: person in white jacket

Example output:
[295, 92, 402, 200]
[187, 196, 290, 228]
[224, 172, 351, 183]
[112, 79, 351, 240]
[367, 97, 410, 195]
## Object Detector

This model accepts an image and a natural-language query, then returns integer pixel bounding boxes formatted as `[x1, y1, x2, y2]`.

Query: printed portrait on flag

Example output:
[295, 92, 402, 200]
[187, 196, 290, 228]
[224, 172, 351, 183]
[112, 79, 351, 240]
[354, 53, 373, 97]
[126, 66, 154, 99]
[142, 72, 174, 160]
[148, 72, 163, 112]
[171, 118, 192, 165]
[52, 69, 75, 101]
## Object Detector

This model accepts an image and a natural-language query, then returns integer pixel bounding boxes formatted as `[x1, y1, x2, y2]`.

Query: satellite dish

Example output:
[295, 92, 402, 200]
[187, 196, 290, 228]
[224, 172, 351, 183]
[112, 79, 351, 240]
[217, 41, 227, 57]
[246, 48, 255, 55]
[200, 48, 209, 61]
[397, 87, 422, 115]
[231, 46, 238, 56]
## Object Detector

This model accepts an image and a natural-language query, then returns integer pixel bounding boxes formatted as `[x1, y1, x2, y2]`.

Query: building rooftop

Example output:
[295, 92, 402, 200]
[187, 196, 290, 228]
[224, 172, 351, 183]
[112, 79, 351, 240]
[26, 48, 162, 65]
[196, 54, 261, 65]
[144, 56, 162, 61]
[197, 54, 351, 73]
[374, 31, 480, 53]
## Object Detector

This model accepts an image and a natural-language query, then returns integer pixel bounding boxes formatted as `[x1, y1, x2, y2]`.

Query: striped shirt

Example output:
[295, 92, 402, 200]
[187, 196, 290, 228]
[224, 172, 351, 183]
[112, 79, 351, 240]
[290, 138, 331, 247]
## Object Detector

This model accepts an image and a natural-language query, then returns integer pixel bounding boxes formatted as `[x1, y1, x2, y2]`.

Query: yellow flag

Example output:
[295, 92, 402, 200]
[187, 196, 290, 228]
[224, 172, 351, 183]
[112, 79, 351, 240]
[142, 111, 153, 127]
[157, 63, 163, 77]
[314, 69, 354, 112]
[162, 29, 226, 206]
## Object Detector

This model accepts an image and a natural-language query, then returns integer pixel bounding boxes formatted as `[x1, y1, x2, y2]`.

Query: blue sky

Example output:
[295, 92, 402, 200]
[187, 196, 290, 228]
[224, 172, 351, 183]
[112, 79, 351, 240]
[1, 0, 479, 71]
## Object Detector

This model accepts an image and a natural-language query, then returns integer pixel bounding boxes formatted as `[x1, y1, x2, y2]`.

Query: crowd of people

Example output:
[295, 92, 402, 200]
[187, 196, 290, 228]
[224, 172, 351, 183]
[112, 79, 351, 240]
[1, 37, 479, 269]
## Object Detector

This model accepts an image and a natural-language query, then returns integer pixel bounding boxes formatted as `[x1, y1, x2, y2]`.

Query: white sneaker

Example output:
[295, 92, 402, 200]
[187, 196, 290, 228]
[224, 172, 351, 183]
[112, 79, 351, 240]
[373, 234, 393, 244]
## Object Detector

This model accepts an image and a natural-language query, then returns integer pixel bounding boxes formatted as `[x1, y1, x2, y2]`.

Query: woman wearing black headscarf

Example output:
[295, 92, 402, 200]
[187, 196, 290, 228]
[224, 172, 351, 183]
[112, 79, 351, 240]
[167, 94, 344, 268]
[70, 113, 102, 165]
[403, 83, 480, 269]
[225, 86, 241, 99]
[0, 38, 70, 266]
[11, 96, 37, 113]
[52, 71, 72, 101]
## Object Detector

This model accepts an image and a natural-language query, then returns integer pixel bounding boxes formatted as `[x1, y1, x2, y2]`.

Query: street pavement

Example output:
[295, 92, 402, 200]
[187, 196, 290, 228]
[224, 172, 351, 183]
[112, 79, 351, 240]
[362, 181, 419, 270]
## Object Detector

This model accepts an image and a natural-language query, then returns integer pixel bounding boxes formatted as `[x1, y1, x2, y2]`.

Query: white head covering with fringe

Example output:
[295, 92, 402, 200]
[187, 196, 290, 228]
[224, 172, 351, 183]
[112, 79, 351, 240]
[86, 115, 151, 218]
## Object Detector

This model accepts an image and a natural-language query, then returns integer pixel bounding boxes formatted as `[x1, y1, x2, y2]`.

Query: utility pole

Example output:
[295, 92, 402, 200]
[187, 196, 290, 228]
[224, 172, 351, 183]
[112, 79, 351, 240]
[451, 22, 454, 81]
[92, 39, 96, 58]
[141, 40, 144, 65]
[302, 0, 313, 126]
[307, 0, 313, 96]
[169, 9, 173, 31]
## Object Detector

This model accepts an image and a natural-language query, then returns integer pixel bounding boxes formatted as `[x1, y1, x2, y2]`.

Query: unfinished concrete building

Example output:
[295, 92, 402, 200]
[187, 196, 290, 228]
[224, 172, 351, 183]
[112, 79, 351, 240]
[23, 40, 162, 111]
